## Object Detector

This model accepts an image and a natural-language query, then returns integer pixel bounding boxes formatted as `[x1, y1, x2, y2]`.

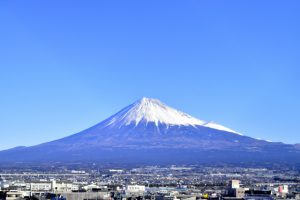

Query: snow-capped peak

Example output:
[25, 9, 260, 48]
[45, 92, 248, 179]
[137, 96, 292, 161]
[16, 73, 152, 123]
[104, 97, 240, 134]
[105, 97, 205, 127]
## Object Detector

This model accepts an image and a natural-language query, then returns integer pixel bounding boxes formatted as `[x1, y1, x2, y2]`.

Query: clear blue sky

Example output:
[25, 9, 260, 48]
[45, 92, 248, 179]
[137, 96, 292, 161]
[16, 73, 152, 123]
[0, 0, 299, 150]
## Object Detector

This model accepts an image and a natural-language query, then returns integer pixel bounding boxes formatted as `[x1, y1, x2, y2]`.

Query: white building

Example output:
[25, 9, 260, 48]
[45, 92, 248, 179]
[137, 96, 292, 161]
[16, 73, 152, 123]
[26, 182, 52, 192]
[52, 180, 79, 192]
[230, 180, 240, 189]
[25, 180, 78, 192]
[126, 185, 145, 193]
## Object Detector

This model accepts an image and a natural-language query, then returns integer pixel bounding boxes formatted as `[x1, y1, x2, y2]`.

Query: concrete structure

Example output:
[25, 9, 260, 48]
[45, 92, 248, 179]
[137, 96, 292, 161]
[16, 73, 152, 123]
[126, 185, 145, 193]
[230, 180, 240, 189]
[6, 190, 25, 200]
[232, 188, 245, 198]
[24, 180, 78, 193]
[227, 180, 244, 198]
[52, 180, 79, 192]
[61, 191, 111, 200]
[26, 182, 52, 192]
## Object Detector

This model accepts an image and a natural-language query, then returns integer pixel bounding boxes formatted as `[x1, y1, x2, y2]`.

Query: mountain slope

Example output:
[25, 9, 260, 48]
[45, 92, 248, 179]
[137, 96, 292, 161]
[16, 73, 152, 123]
[1, 97, 299, 165]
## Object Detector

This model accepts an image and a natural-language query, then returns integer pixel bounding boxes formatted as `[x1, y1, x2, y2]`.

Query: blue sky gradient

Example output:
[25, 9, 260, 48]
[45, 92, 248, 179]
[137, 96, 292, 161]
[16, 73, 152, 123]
[0, 0, 300, 149]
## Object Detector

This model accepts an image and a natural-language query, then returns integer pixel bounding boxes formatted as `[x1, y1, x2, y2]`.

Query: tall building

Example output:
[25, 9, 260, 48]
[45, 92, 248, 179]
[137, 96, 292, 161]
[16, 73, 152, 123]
[227, 180, 244, 199]
[229, 180, 240, 189]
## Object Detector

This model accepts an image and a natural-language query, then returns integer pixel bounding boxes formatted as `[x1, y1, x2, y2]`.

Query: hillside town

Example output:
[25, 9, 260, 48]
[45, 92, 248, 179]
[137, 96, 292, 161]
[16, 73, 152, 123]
[0, 165, 300, 200]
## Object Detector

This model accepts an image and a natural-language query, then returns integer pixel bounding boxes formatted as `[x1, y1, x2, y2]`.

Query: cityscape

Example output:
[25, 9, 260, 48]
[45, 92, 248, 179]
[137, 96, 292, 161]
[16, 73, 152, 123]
[1, 164, 300, 200]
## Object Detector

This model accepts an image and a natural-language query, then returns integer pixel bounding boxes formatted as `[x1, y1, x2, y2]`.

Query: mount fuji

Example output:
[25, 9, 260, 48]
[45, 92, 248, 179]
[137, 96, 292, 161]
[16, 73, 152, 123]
[1, 97, 300, 165]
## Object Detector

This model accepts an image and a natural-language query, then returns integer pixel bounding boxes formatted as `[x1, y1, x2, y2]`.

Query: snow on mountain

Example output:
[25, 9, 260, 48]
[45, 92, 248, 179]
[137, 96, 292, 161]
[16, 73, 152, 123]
[104, 97, 239, 134]
[203, 121, 242, 135]
[1, 97, 299, 164]
[104, 97, 205, 127]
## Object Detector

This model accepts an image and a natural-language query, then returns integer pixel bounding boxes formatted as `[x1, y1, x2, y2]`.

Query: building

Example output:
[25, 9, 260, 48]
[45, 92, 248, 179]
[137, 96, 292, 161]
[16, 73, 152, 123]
[26, 182, 52, 192]
[24, 180, 78, 193]
[227, 180, 245, 198]
[277, 185, 288, 194]
[6, 190, 26, 200]
[229, 180, 240, 189]
[60, 191, 111, 200]
[52, 180, 79, 192]
[245, 189, 274, 200]
[126, 185, 146, 194]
